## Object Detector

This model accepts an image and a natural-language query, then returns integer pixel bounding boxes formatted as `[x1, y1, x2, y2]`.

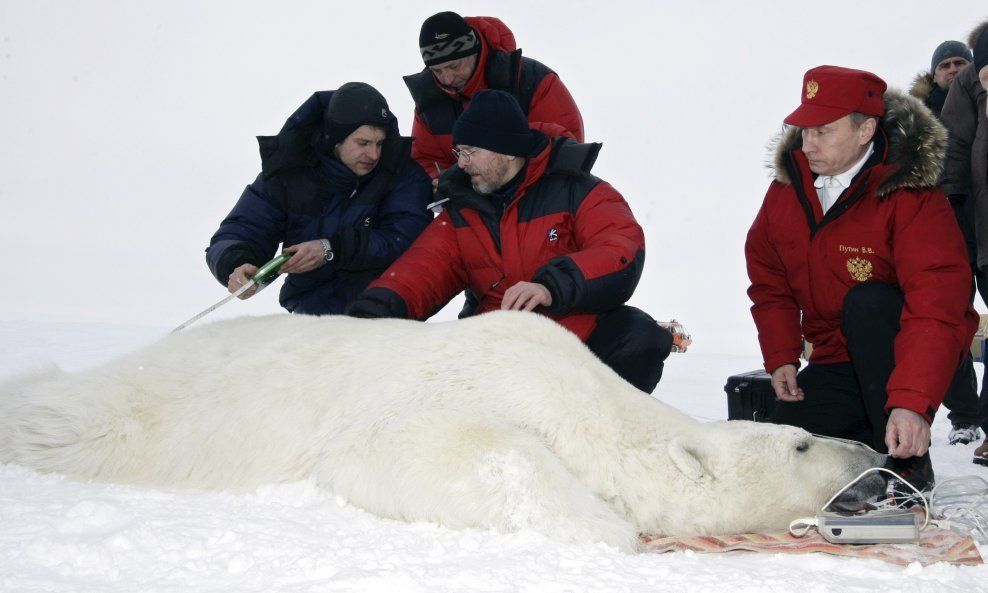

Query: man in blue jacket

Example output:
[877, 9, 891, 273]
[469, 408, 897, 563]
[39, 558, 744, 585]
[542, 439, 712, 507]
[206, 82, 433, 315]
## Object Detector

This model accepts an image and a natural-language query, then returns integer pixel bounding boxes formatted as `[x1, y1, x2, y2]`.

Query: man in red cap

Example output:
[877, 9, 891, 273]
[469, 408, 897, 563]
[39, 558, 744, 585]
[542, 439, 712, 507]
[745, 65, 979, 496]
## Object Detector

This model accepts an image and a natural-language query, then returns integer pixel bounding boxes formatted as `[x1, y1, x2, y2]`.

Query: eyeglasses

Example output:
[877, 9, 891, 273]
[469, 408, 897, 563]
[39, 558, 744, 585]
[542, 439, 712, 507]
[451, 147, 480, 162]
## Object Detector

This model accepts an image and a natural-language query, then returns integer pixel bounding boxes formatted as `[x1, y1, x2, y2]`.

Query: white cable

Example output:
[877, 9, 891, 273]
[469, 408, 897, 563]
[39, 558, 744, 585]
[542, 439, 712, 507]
[791, 470, 988, 543]
[788, 516, 818, 537]
[928, 475, 988, 543]
[820, 466, 930, 530]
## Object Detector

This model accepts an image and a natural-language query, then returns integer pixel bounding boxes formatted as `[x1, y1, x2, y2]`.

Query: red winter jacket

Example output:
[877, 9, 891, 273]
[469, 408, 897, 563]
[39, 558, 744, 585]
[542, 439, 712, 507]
[350, 136, 645, 341]
[746, 91, 979, 421]
[404, 16, 584, 177]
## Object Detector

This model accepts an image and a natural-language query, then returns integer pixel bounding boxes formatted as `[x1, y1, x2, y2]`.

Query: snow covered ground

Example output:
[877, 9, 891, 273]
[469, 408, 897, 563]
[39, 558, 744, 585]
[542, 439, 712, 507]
[1, 319, 986, 593]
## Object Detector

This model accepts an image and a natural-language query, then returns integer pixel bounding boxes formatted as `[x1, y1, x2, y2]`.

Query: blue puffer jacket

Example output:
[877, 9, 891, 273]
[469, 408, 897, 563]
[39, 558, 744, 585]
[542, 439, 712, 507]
[206, 91, 433, 315]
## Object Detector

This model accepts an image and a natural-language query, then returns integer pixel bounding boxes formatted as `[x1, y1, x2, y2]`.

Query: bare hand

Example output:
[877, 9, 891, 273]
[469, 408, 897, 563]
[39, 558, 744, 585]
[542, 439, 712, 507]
[771, 364, 804, 401]
[278, 241, 325, 274]
[501, 281, 552, 312]
[227, 263, 259, 299]
[885, 408, 931, 458]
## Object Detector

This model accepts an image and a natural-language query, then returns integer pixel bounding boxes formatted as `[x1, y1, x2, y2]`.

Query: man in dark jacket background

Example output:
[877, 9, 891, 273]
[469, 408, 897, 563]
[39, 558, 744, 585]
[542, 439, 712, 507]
[206, 82, 433, 315]
[746, 66, 979, 493]
[348, 90, 671, 394]
[404, 11, 584, 179]
[940, 20, 988, 465]
[909, 40, 972, 118]
[908, 39, 981, 447]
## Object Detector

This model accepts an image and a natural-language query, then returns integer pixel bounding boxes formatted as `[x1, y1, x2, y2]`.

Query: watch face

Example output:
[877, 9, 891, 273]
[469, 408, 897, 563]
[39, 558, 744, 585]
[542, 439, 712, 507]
[325, 250, 334, 262]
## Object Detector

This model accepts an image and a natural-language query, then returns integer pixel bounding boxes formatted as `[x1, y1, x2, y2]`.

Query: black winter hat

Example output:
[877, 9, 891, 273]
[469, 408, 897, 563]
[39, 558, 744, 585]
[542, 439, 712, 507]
[419, 11, 480, 67]
[452, 90, 537, 157]
[930, 40, 972, 74]
[975, 28, 988, 73]
[323, 82, 391, 145]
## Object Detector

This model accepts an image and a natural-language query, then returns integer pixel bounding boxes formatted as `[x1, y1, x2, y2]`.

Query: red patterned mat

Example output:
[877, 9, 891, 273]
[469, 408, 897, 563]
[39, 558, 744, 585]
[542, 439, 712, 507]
[640, 527, 983, 566]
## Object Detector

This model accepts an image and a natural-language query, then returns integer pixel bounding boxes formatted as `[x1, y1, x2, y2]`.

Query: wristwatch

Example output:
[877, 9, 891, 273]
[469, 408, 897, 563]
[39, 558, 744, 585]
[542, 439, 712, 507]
[320, 238, 334, 262]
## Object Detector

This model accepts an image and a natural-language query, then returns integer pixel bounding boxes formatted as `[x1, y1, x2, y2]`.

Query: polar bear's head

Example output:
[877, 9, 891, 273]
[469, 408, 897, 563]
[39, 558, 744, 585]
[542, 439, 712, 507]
[655, 420, 886, 535]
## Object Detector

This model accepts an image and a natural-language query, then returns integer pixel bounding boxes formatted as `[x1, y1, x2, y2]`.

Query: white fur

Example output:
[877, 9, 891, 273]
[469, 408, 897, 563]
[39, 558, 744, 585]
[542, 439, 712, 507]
[0, 311, 883, 551]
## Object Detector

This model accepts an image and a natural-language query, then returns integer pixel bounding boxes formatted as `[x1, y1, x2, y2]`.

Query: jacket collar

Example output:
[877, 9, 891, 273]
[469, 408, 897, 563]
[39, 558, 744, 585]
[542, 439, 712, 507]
[316, 153, 365, 191]
[908, 72, 936, 102]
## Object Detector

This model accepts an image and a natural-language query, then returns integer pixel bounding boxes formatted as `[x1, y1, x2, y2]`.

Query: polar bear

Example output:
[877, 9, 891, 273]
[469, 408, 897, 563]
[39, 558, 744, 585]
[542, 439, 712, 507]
[0, 311, 885, 552]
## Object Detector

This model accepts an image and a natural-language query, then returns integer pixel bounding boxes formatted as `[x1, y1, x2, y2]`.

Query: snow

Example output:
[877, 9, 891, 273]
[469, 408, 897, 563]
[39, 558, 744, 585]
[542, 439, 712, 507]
[3, 0, 988, 590]
[1, 320, 986, 592]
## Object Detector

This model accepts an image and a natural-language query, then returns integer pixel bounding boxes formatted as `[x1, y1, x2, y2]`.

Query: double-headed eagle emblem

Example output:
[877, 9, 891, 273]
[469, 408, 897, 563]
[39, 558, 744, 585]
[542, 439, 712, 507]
[846, 257, 873, 282]
[806, 80, 819, 100]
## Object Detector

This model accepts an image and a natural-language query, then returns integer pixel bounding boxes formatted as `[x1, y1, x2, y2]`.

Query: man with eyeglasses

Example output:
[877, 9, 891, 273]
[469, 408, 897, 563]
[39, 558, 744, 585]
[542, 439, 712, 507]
[940, 20, 988, 466]
[910, 40, 972, 118]
[403, 11, 584, 182]
[348, 90, 673, 394]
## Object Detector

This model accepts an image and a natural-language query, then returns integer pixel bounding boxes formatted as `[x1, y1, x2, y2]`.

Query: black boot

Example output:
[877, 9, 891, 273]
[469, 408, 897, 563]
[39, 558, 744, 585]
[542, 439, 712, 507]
[881, 453, 934, 507]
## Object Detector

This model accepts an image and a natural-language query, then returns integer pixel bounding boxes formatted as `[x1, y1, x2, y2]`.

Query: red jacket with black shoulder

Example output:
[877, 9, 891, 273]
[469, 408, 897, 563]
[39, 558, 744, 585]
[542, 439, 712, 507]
[403, 16, 584, 177]
[348, 136, 645, 341]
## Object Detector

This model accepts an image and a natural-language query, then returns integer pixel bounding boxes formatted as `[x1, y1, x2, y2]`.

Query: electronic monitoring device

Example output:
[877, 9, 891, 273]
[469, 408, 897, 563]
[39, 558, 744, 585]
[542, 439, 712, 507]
[816, 510, 920, 544]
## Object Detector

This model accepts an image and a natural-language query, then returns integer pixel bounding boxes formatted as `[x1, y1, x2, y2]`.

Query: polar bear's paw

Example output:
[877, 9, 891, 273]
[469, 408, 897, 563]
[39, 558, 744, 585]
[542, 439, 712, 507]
[317, 409, 639, 552]
[472, 447, 639, 552]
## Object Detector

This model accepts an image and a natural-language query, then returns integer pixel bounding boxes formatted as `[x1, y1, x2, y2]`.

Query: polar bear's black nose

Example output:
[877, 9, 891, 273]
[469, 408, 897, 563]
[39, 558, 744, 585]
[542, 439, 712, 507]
[828, 472, 888, 512]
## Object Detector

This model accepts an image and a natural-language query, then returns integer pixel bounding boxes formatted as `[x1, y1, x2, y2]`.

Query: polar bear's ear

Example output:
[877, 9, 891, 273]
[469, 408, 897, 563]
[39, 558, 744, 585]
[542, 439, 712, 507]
[668, 436, 707, 482]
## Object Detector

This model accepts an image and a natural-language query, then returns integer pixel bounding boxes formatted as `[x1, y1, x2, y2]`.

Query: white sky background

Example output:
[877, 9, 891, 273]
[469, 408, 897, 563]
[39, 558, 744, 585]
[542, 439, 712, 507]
[1, 0, 986, 355]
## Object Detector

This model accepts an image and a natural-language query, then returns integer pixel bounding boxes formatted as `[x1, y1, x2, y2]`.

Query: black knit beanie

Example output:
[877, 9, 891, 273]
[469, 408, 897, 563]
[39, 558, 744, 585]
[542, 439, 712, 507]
[323, 82, 391, 146]
[452, 90, 536, 157]
[931, 40, 973, 73]
[419, 11, 480, 67]
[975, 28, 988, 72]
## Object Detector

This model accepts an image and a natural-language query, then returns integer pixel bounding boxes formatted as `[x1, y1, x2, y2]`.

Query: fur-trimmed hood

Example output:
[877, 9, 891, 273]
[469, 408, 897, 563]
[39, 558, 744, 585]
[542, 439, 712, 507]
[967, 19, 988, 51]
[770, 89, 947, 197]
[909, 72, 936, 101]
